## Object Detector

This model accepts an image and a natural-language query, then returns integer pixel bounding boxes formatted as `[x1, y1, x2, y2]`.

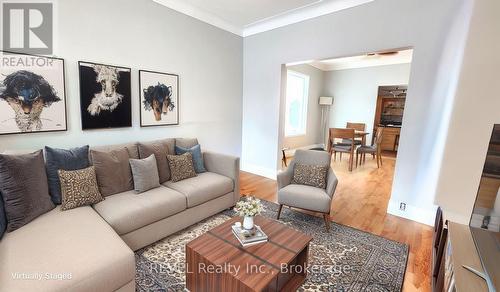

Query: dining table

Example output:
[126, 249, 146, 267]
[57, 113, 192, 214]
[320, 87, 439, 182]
[354, 130, 370, 146]
[327, 128, 371, 148]
[327, 128, 370, 171]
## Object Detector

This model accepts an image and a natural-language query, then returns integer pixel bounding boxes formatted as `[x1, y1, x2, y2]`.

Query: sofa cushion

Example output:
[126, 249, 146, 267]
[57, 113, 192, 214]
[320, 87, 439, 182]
[138, 138, 175, 183]
[175, 138, 199, 148]
[278, 184, 332, 213]
[59, 166, 104, 211]
[129, 154, 160, 193]
[45, 145, 90, 204]
[91, 148, 134, 197]
[175, 144, 206, 173]
[91, 142, 139, 160]
[93, 186, 187, 235]
[0, 206, 135, 292]
[163, 172, 233, 208]
[0, 150, 55, 232]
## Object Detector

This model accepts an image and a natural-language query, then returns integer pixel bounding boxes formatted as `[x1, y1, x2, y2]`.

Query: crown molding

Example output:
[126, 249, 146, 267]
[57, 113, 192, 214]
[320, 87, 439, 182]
[309, 62, 331, 71]
[243, 0, 374, 37]
[152, 0, 374, 37]
[306, 49, 413, 71]
[152, 0, 243, 36]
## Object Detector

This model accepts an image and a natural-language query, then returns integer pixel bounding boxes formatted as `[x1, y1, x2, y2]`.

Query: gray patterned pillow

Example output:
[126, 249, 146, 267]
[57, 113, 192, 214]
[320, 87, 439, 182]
[291, 163, 328, 189]
[167, 153, 197, 182]
[58, 166, 104, 211]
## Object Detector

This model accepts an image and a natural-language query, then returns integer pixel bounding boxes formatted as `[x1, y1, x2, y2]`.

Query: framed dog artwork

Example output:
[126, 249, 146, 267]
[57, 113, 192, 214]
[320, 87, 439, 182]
[139, 70, 179, 127]
[79, 61, 132, 130]
[0, 51, 67, 135]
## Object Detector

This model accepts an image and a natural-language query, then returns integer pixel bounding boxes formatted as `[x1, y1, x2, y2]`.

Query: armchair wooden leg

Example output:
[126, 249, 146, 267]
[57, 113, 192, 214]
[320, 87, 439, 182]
[277, 204, 283, 220]
[323, 213, 330, 231]
[376, 153, 380, 168]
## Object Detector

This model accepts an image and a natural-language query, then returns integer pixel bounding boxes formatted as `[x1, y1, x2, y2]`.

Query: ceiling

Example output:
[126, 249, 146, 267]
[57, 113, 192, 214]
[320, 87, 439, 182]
[305, 49, 414, 71]
[178, 0, 321, 27]
[152, 0, 374, 36]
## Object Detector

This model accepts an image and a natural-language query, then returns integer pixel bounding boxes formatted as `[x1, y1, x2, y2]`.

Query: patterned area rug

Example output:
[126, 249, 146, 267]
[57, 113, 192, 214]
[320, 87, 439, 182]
[135, 200, 408, 291]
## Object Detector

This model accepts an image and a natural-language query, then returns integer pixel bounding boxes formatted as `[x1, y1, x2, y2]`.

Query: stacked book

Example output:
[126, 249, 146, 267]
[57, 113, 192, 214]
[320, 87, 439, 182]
[231, 224, 268, 247]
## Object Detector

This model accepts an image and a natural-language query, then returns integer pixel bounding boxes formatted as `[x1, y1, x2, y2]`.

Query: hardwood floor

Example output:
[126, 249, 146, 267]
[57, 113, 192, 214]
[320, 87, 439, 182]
[240, 154, 433, 292]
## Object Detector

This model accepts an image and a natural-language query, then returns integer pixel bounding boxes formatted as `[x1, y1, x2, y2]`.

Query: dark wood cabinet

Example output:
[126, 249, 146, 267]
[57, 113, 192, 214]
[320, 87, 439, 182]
[378, 126, 401, 151]
[373, 85, 407, 152]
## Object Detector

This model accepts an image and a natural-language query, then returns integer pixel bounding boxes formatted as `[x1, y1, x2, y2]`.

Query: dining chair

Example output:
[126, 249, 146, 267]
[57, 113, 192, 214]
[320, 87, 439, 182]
[356, 127, 384, 168]
[340, 122, 366, 146]
[281, 148, 289, 167]
[346, 122, 366, 132]
[328, 128, 356, 171]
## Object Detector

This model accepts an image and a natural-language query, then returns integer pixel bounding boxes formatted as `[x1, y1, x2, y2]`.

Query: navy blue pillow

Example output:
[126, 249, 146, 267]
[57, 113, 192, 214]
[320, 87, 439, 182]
[45, 145, 90, 204]
[175, 144, 206, 173]
[0, 192, 6, 240]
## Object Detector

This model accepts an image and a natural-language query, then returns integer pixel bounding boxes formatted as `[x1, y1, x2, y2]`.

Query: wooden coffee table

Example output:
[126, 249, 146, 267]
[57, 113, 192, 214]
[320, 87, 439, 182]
[186, 216, 312, 292]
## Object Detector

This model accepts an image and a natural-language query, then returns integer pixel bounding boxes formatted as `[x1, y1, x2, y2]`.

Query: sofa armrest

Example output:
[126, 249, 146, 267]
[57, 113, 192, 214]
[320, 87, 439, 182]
[203, 151, 240, 204]
[326, 167, 338, 198]
[277, 163, 294, 189]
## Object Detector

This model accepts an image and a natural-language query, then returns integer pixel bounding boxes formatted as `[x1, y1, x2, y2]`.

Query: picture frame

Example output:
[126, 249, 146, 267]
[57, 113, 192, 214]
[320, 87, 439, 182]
[139, 70, 179, 127]
[79, 61, 132, 130]
[0, 50, 67, 135]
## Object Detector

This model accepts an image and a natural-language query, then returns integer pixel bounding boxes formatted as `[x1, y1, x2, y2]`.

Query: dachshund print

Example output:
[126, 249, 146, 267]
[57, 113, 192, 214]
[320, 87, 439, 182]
[143, 83, 175, 121]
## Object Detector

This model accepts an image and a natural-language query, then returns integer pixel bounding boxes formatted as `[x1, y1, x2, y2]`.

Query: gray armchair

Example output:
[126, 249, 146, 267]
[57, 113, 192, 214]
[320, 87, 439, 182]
[277, 149, 338, 231]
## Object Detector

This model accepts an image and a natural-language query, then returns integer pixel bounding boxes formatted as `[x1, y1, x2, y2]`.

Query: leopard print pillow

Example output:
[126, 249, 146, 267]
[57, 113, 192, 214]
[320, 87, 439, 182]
[58, 166, 104, 211]
[167, 152, 197, 182]
[291, 163, 328, 189]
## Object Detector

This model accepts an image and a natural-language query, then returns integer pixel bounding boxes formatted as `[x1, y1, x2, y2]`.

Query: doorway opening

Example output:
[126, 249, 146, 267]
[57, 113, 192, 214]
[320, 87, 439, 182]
[277, 48, 414, 225]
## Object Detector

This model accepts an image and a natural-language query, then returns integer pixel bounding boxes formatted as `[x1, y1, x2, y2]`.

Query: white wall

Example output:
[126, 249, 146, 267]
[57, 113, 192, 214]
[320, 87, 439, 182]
[242, 0, 472, 225]
[324, 63, 411, 142]
[435, 0, 500, 224]
[0, 0, 243, 157]
[282, 64, 324, 149]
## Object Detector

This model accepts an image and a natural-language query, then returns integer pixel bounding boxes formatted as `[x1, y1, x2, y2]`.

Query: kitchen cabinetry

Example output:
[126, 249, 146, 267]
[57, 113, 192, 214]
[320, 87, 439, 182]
[373, 85, 406, 152]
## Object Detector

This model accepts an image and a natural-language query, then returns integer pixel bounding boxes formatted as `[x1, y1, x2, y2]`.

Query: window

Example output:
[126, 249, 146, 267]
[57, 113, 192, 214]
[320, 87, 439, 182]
[285, 70, 310, 137]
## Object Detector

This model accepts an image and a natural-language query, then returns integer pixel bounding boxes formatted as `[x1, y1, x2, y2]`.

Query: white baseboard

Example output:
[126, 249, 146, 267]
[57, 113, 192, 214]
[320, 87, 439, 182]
[241, 163, 277, 180]
[387, 200, 437, 226]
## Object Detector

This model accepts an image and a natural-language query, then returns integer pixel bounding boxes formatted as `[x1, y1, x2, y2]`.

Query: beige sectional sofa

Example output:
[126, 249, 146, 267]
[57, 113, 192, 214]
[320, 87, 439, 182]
[0, 138, 240, 292]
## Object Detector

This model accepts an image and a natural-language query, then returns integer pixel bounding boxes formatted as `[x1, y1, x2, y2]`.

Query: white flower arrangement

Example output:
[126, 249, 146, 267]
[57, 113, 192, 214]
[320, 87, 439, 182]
[234, 196, 263, 217]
